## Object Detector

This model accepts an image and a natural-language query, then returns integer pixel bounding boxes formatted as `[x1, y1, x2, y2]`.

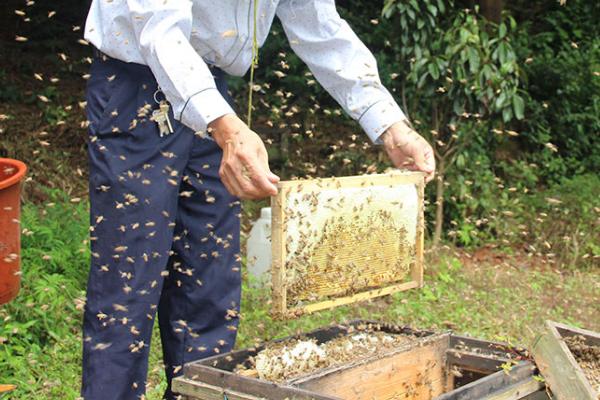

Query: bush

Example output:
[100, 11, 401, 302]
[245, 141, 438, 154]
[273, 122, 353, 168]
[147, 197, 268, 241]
[510, 0, 600, 181]
[444, 172, 600, 269]
[496, 174, 600, 269]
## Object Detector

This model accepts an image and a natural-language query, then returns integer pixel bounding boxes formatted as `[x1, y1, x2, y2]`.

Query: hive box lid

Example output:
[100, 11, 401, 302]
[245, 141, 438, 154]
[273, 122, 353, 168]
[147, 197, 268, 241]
[532, 320, 600, 400]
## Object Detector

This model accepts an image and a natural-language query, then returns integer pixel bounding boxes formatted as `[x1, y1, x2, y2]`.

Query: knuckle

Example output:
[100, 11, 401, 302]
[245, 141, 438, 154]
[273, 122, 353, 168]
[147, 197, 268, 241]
[233, 148, 246, 158]
[240, 182, 254, 193]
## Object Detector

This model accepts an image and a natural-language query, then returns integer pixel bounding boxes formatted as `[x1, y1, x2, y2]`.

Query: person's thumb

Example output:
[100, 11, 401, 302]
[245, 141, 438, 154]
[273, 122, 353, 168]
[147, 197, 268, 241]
[422, 146, 436, 174]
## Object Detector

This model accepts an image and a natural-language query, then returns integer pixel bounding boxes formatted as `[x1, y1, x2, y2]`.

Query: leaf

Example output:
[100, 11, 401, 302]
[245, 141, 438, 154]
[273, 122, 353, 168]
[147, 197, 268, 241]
[499, 23, 507, 39]
[428, 63, 440, 80]
[453, 98, 464, 115]
[513, 94, 525, 120]
[427, 13, 435, 28]
[467, 47, 480, 73]
[502, 106, 513, 122]
[415, 45, 423, 60]
[498, 42, 508, 64]
[495, 92, 506, 110]
[427, 3, 438, 17]
[417, 72, 429, 89]
[382, 1, 396, 18]
[437, 0, 446, 14]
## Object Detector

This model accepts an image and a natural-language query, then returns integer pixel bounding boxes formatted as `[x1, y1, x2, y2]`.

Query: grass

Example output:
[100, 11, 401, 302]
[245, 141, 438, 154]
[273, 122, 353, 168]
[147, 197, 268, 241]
[0, 194, 598, 399]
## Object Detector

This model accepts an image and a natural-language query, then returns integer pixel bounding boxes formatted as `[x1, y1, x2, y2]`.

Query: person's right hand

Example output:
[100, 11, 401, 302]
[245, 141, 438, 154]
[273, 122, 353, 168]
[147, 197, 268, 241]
[381, 120, 436, 183]
[209, 114, 279, 199]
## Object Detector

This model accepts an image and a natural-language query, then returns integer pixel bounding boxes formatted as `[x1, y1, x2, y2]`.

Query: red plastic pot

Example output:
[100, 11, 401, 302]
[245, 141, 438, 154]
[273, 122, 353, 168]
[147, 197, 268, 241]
[0, 158, 27, 306]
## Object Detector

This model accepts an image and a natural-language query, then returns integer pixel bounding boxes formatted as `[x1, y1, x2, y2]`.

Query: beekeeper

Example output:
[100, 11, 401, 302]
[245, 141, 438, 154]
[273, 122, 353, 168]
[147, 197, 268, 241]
[81, 1, 435, 399]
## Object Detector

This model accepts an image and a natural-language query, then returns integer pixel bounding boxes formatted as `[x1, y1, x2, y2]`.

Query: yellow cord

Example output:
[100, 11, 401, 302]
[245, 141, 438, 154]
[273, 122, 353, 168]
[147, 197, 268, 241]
[247, 0, 259, 128]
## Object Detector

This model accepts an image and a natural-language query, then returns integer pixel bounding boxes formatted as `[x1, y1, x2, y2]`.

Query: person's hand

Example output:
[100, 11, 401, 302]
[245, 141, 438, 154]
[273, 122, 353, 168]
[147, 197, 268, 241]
[381, 120, 436, 183]
[209, 114, 279, 199]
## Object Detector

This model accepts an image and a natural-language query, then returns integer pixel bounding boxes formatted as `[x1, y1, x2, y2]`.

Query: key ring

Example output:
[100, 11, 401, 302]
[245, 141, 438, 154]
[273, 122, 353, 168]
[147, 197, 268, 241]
[153, 89, 162, 104]
[153, 85, 166, 104]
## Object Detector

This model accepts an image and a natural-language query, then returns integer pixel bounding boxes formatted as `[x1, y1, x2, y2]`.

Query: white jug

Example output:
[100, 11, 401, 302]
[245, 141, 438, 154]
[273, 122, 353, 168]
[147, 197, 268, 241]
[246, 207, 272, 284]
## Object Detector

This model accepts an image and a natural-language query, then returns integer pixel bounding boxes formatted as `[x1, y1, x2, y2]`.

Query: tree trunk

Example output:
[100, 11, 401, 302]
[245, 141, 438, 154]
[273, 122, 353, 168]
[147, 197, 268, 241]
[479, 0, 504, 23]
[433, 161, 445, 247]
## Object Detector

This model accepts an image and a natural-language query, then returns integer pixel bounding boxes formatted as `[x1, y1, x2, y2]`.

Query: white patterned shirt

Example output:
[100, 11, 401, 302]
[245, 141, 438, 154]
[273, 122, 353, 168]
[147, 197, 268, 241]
[85, 0, 406, 142]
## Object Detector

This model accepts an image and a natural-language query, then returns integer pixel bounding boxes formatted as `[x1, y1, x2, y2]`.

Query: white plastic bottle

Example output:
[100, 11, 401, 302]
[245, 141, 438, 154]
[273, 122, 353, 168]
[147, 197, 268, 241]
[246, 207, 272, 285]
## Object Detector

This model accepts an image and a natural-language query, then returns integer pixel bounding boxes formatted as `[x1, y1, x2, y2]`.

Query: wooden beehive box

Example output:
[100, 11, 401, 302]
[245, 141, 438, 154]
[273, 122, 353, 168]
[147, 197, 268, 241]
[270, 172, 425, 318]
[172, 321, 546, 400]
[532, 320, 600, 400]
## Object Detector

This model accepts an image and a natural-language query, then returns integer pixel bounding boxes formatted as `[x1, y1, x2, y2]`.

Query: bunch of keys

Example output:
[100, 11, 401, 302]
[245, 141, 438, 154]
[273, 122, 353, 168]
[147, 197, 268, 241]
[151, 89, 174, 137]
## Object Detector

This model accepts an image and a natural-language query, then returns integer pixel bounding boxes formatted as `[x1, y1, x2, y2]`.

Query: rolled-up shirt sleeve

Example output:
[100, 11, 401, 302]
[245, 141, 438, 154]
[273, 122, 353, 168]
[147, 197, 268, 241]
[126, 0, 234, 133]
[276, 0, 406, 143]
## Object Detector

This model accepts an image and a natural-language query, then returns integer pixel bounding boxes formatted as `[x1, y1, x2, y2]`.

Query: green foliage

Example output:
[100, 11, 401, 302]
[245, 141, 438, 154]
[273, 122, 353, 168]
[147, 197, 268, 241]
[381, 1, 527, 244]
[443, 171, 600, 269]
[519, 36, 600, 180]
[0, 191, 88, 398]
[492, 174, 600, 269]
[383, 1, 524, 124]
[382, 0, 448, 60]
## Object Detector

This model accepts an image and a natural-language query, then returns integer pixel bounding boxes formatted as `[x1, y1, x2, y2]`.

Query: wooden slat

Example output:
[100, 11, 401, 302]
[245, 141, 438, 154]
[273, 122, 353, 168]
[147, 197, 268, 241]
[434, 362, 537, 400]
[413, 176, 425, 287]
[172, 378, 265, 400]
[183, 364, 338, 400]
[450, 335, 525, 357]
[553, 321, 600, 347]
[270, 188, 287, 317]
[520, 391, 551, 400]
[276, 172, 425, 190]
[531, 320, 598, 400]
[446, 350, 510, 374]
[481, 379, 545, 400]
[270, 171, 425, 319]
[296, 334, 450, 399]
[298, 281, 420, 315]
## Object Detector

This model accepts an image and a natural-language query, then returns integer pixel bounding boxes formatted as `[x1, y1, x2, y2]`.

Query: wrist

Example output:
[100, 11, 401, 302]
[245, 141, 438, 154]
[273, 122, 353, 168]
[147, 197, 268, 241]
[383, 120, 418, 149]
[389, 119, 414, 136]
[208, 114, 241, 147]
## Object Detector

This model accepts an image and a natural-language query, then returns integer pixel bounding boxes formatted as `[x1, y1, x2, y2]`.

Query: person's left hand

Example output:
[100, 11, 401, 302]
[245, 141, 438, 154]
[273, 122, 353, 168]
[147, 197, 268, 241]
[381, 120, 436, 183]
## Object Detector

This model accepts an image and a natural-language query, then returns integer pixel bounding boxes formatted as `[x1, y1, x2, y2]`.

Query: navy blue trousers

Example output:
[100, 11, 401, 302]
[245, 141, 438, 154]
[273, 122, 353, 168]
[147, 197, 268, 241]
[82, 55, 241, 400]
